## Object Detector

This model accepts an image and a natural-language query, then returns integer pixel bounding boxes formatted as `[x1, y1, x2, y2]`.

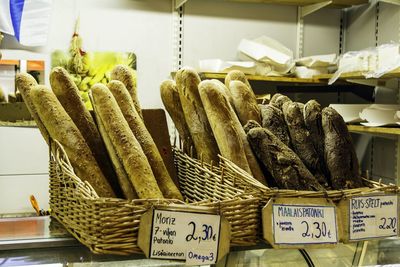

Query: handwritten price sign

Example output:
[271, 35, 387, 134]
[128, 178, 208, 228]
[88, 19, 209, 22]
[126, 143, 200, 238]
[272, 204, 338, 245]
[349, 195, 398, 241]
[149, 209, 221, 264]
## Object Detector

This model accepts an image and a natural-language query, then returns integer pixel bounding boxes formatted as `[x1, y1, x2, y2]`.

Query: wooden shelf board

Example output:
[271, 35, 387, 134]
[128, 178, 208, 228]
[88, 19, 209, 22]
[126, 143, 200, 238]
[348, 125, 400, 136]
[220, 0, 367, 7]
[201, 72, 325, 84]
[315, 69, 400, 81]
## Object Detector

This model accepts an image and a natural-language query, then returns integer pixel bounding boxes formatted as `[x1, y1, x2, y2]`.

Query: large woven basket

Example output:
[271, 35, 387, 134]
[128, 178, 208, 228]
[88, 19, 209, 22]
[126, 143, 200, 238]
[49, 141, 260, 255]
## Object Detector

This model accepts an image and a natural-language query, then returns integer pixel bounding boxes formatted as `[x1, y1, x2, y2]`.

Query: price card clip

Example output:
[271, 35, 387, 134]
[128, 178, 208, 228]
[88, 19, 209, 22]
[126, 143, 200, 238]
[138, 204, 230, 265]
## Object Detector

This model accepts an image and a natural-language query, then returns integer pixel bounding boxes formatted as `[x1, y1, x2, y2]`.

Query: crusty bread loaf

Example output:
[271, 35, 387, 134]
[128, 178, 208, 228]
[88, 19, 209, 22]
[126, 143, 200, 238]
[108, 80, 183, 200]
[198, 80, 251, 174]
[30, 85, 115, 197]
[160, 79, 195, 155]
[225, 70, 252, 91]
[282, 101, 327, 187]
[90, 93, 138, 200]
[259, 104, 291, 147]
[269, 93, 283, 105]
[229, 80, 261, 125]
[16, 73, 50, 144]
[91, 84, 163, 199]
[304, 100, 330, 182]
[323, 107, 363, 189]
[111, 65, 142, 119]
[50, 67, 123, 197]
[175, 67, 219, 163]
[271, 94, 292, 110]
[247, 127, 324, 191]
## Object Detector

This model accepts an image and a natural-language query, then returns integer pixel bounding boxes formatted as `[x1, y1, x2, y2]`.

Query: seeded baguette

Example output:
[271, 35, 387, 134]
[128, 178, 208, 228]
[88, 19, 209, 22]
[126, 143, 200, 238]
[160, 79, 195, 155]
[175, 67, 219, 163]
[323, 107, 363, 189]
[108, 80, 183, 200]
[110, 65, 142, 119]
[259, 104, 291, 147]
[16, 73, 50, 144]
[50, 67, 122, 197]
[91, 84, 163, 199]
[229, 80, 261, 125]
[271, 94, 292, 110]
[90, 93, 138, 200]
[30, 86, 115, 197]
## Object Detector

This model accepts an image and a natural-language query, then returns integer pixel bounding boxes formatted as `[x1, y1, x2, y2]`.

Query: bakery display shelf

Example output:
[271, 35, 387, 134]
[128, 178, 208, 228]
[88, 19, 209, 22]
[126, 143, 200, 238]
[315, 68, 400, 81]
[348, 125, 400, 136]
[197, 72, 327, 85]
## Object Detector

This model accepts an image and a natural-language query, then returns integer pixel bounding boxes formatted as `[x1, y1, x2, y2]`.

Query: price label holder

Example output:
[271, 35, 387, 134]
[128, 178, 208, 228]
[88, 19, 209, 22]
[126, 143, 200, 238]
[138, 204, 230, 265]
[337, 194, 399, 243]
[262, 197, 339, 248]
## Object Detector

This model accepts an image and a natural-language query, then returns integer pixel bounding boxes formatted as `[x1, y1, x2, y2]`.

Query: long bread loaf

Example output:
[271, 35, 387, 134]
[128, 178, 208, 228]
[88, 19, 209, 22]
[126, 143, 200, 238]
[225, 70, 252, 91]
[282, 101, 327, 187]
[160, 79, 195, 155]
[198, 80, 251, 174]
[259, 104, 291, 147]
[323, 107, 363, 189]
[108, 80, 183, 200]
[16, 73, 50, 144]
[271, 94, 292, 110]
[229, 80, 261, 125]
[110, 65, 142, 119]
[90, 93, 137, 200]
[91, 84, 163, 199]
[175, 67, 219, 163]
[50, 67, 122, 197]
[30, 86, 115, 197]
[247, 127, 324, 191]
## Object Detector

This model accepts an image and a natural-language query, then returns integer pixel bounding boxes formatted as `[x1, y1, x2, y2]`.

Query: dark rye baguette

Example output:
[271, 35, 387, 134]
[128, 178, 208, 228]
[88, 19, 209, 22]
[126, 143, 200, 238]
[160, 79, 195, 155]
[282, 101, 328, 187]
[322, 107, 363, 189]
[30, 86, 115, 197]
[229, 80, 261, 125]
[91, 84, 163, 199]
[199, 80, 267, 185]
[247, 127, 324, 191]
[304, 100, 330, 180]
[111, 65, 142, 119]
[259, 104, 291, 147]
[108, 80, 183, 200]
[50, 67, 123, 197]
[16, 73, 50, 145]
[175, 67, 219, 163]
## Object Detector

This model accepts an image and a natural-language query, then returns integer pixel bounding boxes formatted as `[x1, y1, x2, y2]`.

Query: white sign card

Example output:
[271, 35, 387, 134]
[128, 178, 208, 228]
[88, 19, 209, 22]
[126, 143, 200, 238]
[149, 209, 221, 265]
[349, 195, 398, 240]
[272, 204, 338, 245]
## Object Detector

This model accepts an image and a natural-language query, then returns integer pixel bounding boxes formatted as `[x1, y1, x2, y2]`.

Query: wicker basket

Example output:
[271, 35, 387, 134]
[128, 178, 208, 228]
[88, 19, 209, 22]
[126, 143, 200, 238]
[49, 141, 260, 255]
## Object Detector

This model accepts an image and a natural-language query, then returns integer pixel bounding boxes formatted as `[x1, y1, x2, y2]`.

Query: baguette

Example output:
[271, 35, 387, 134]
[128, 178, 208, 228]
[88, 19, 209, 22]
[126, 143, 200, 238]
[247, 127, 324, 191]
[16, 73, 50, 145]
[225, 70, 252, 91]
[50, 67, 123, 197]
[175, 67, 219, 163]
[282, 102, 327, 187]
[322, 107, 363, 189]
[271, 94, 292, 110]
[91, 84, 163, 199]
[160, 79, 195, 155]
[30, 86, 115, 197]
[259, 104, 291, 147]
[108, 80, 183, 200]
[90, 93, 138, 200]
[229, 80, 261, 125]
[110, 65, 142, 119]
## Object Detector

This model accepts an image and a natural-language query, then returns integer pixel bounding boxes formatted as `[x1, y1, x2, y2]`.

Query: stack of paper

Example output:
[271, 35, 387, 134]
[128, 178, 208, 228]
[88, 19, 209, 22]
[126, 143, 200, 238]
[295, 54, 336, 78]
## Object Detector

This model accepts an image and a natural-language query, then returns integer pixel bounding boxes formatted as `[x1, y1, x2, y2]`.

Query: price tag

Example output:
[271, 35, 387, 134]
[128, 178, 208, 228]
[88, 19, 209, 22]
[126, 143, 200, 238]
[349, 195, 398, 241]
[149, 209, 221, 264]
[272, 203, 338, 245]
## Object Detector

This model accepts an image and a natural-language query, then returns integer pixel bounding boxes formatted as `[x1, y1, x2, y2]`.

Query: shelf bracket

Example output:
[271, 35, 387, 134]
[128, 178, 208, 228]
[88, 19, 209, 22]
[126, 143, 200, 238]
[379, 0, 400, 5]
[300, 1, 332, 18]
[175, 0, 188, 10]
